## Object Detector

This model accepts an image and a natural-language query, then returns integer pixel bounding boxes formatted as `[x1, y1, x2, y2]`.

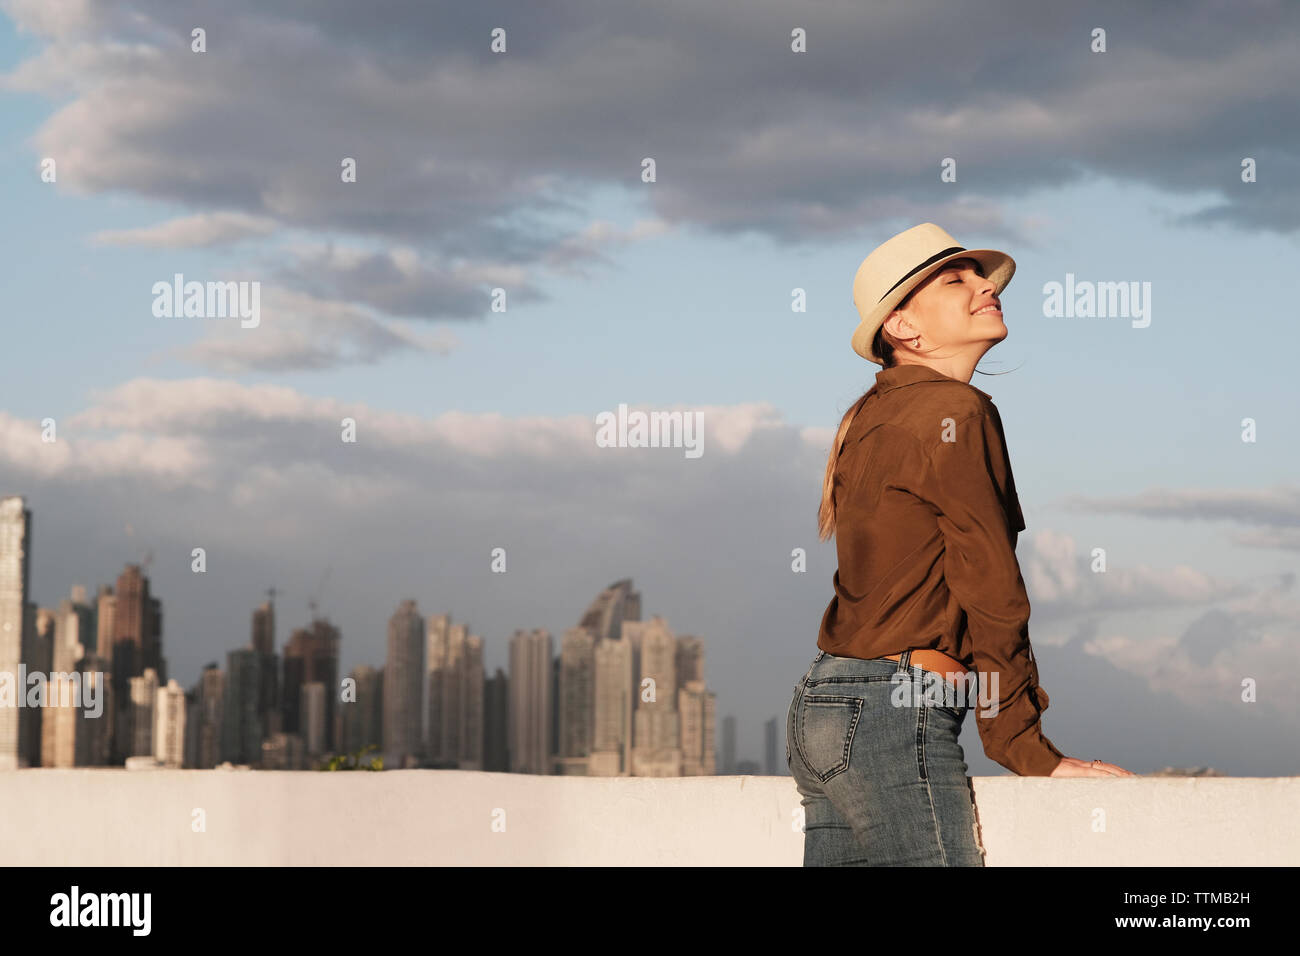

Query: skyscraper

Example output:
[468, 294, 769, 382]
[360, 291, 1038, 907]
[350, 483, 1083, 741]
[0, 496, 32, 770]
[251, 600, 280, 737]
[508, 628, 552, 774]
[460, 635, 484, 770]
[426, 613, 484, 769]
[383, 599, 424, 768]
[40, 672, 81, 768]
[53, 592, 95, 673]
[20, 607, 54, 767]
[77, 655, 111, 766]
[110, 564, 164, 762]
[337, 665, 383, 757]
[195, 664, 224, 769]
[679, 680, 717, 776]
[591, 635, 634, 776]
[631, 616, 683, 777]
[95, 585, 116, 665]
[154, 679, 186, 768]
[577, 579, 641, 643]
[281, 617, 340, 751]
[252, 601, 274, 656]
[222, 648, 263, 765]
[483, 668, 508, 772]
[300, 682, 326, 759]
[128, 667, 159, 758]
[556, 627, 596, 775]
[112, 564, 159, 671]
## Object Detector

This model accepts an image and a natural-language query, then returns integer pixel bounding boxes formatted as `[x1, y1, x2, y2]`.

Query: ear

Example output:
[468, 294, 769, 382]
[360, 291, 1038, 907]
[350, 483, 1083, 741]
[882, 309, 907, 339]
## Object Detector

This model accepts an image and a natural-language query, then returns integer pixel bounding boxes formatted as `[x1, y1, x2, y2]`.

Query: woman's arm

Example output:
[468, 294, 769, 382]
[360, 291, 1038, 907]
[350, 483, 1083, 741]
[917, 408, 1064, 776]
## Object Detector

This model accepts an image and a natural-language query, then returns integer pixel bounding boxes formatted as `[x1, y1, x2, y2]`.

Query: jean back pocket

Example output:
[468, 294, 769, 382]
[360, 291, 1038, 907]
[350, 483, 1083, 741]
[796, 694, 863, 783]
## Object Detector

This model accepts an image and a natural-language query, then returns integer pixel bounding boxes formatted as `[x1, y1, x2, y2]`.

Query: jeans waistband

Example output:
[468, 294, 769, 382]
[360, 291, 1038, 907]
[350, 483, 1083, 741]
[806, 648, 913, 680]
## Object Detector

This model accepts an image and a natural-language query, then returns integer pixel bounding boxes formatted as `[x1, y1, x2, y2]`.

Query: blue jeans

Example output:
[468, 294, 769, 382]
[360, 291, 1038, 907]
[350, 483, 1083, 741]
[786, 649, 986, 866]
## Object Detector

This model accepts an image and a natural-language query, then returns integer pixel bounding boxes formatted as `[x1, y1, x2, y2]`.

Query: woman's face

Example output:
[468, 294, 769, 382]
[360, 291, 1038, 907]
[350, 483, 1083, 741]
[885, 257, 1006, 356]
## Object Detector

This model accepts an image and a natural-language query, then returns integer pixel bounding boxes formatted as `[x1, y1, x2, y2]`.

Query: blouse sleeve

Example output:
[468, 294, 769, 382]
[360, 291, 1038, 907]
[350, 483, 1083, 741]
[916, 410, 1064, 777]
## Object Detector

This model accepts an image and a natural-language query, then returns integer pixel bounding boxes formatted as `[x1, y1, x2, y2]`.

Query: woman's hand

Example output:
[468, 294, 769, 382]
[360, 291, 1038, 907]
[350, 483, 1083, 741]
[1050, 756, 1137, 778]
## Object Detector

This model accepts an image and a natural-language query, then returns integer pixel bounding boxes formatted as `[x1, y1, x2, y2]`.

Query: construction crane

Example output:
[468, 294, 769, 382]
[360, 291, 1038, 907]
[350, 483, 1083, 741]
[307, 566, 332, 621]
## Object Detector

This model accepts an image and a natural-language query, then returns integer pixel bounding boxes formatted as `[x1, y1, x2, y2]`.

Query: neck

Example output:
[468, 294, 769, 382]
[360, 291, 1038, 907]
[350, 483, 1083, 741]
[891, 356, 979, 385]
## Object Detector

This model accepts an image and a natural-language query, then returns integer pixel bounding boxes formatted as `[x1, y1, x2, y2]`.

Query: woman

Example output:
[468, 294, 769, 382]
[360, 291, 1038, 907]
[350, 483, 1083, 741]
[787, 223, 1134, 867]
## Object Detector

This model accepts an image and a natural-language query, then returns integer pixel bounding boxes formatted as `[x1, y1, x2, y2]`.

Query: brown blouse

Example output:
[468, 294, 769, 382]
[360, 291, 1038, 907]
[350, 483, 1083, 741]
[817, 363, 1064, 776]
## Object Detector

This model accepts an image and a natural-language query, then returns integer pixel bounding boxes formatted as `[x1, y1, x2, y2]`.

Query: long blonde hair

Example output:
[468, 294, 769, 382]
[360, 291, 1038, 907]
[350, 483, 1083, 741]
[817, 323, 902, 541]
[816, 389, 873, 541]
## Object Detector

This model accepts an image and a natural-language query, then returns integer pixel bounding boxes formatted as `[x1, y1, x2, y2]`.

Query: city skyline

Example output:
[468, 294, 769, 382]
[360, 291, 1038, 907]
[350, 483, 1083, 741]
[1, 493, 749, 772]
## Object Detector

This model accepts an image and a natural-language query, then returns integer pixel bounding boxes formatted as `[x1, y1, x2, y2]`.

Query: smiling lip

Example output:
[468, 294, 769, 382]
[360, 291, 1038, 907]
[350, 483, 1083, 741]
[973, 304, 1002, 315]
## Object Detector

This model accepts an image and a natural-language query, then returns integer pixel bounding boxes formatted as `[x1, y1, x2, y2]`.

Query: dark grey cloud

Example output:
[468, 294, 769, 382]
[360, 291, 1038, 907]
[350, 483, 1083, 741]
[5, 0, 1297, 257]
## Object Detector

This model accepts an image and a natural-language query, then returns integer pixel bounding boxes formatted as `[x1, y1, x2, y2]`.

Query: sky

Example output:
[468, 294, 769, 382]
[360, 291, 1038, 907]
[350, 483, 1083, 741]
[1, 0, 1298, 775]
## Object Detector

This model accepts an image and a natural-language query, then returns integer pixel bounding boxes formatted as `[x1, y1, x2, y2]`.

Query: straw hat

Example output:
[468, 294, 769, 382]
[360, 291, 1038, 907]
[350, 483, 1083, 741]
[851, 223, 1016, 365]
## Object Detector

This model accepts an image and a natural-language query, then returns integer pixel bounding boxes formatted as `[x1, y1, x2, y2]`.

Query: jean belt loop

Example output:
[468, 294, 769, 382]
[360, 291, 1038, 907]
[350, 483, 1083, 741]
[897, 649, 912, 673]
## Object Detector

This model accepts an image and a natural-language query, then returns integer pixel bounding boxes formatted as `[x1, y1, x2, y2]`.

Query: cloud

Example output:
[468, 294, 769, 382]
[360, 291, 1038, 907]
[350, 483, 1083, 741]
[1061, 486, 1300, 551]
[91, 211, 278, 247]
[1074, 572, 1300, 721]
[264, 242, 542, 321]
[167, 286, 461, 372]
[4, 0, 1296, 252]
[1023, 527, 1248, 618]
[8, 0, 1296, 375]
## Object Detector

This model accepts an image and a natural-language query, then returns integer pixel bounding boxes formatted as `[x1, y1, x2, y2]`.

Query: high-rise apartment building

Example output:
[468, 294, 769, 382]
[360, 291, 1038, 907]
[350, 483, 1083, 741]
[128, 667, 159, 757]
[53, 593, 94, 673]
[508, 628, 552, 774]
[384, 599, 424, 768]
[556, 627, 596, 775]
[426, 614, 484, 769]
[591, 635, 634, 776]
[631, 616, 683, 777]
[19, 606, 54, 766]
[577, 579, 641, 642]
[95, 585, 116, 665]
[679, 679, 716, 776]
[281, 618, 340, 752]
[154, 678, 186, 768]
[222, 648, 263, 765]
[483, 668, 508, 772]
[194, 664, 224, 768]
[337, 665, 383, 757]
[110, 564, 164, 763]
[251, 600, 279, 737]
[0, 496, 31, 770]
[300, 681, 326, 759]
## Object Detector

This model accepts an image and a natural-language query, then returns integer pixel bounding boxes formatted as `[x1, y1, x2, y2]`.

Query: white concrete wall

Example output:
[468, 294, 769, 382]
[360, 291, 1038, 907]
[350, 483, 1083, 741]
[2, 770, 1296, 865]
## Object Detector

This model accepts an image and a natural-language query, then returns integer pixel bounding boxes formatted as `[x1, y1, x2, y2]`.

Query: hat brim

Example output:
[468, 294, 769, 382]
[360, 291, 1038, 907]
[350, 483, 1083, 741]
[851, 248, 1016, 365]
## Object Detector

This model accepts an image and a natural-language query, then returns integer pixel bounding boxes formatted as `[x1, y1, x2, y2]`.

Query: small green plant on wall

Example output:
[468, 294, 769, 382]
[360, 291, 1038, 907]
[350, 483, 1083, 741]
[319, 743, 383, 771]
